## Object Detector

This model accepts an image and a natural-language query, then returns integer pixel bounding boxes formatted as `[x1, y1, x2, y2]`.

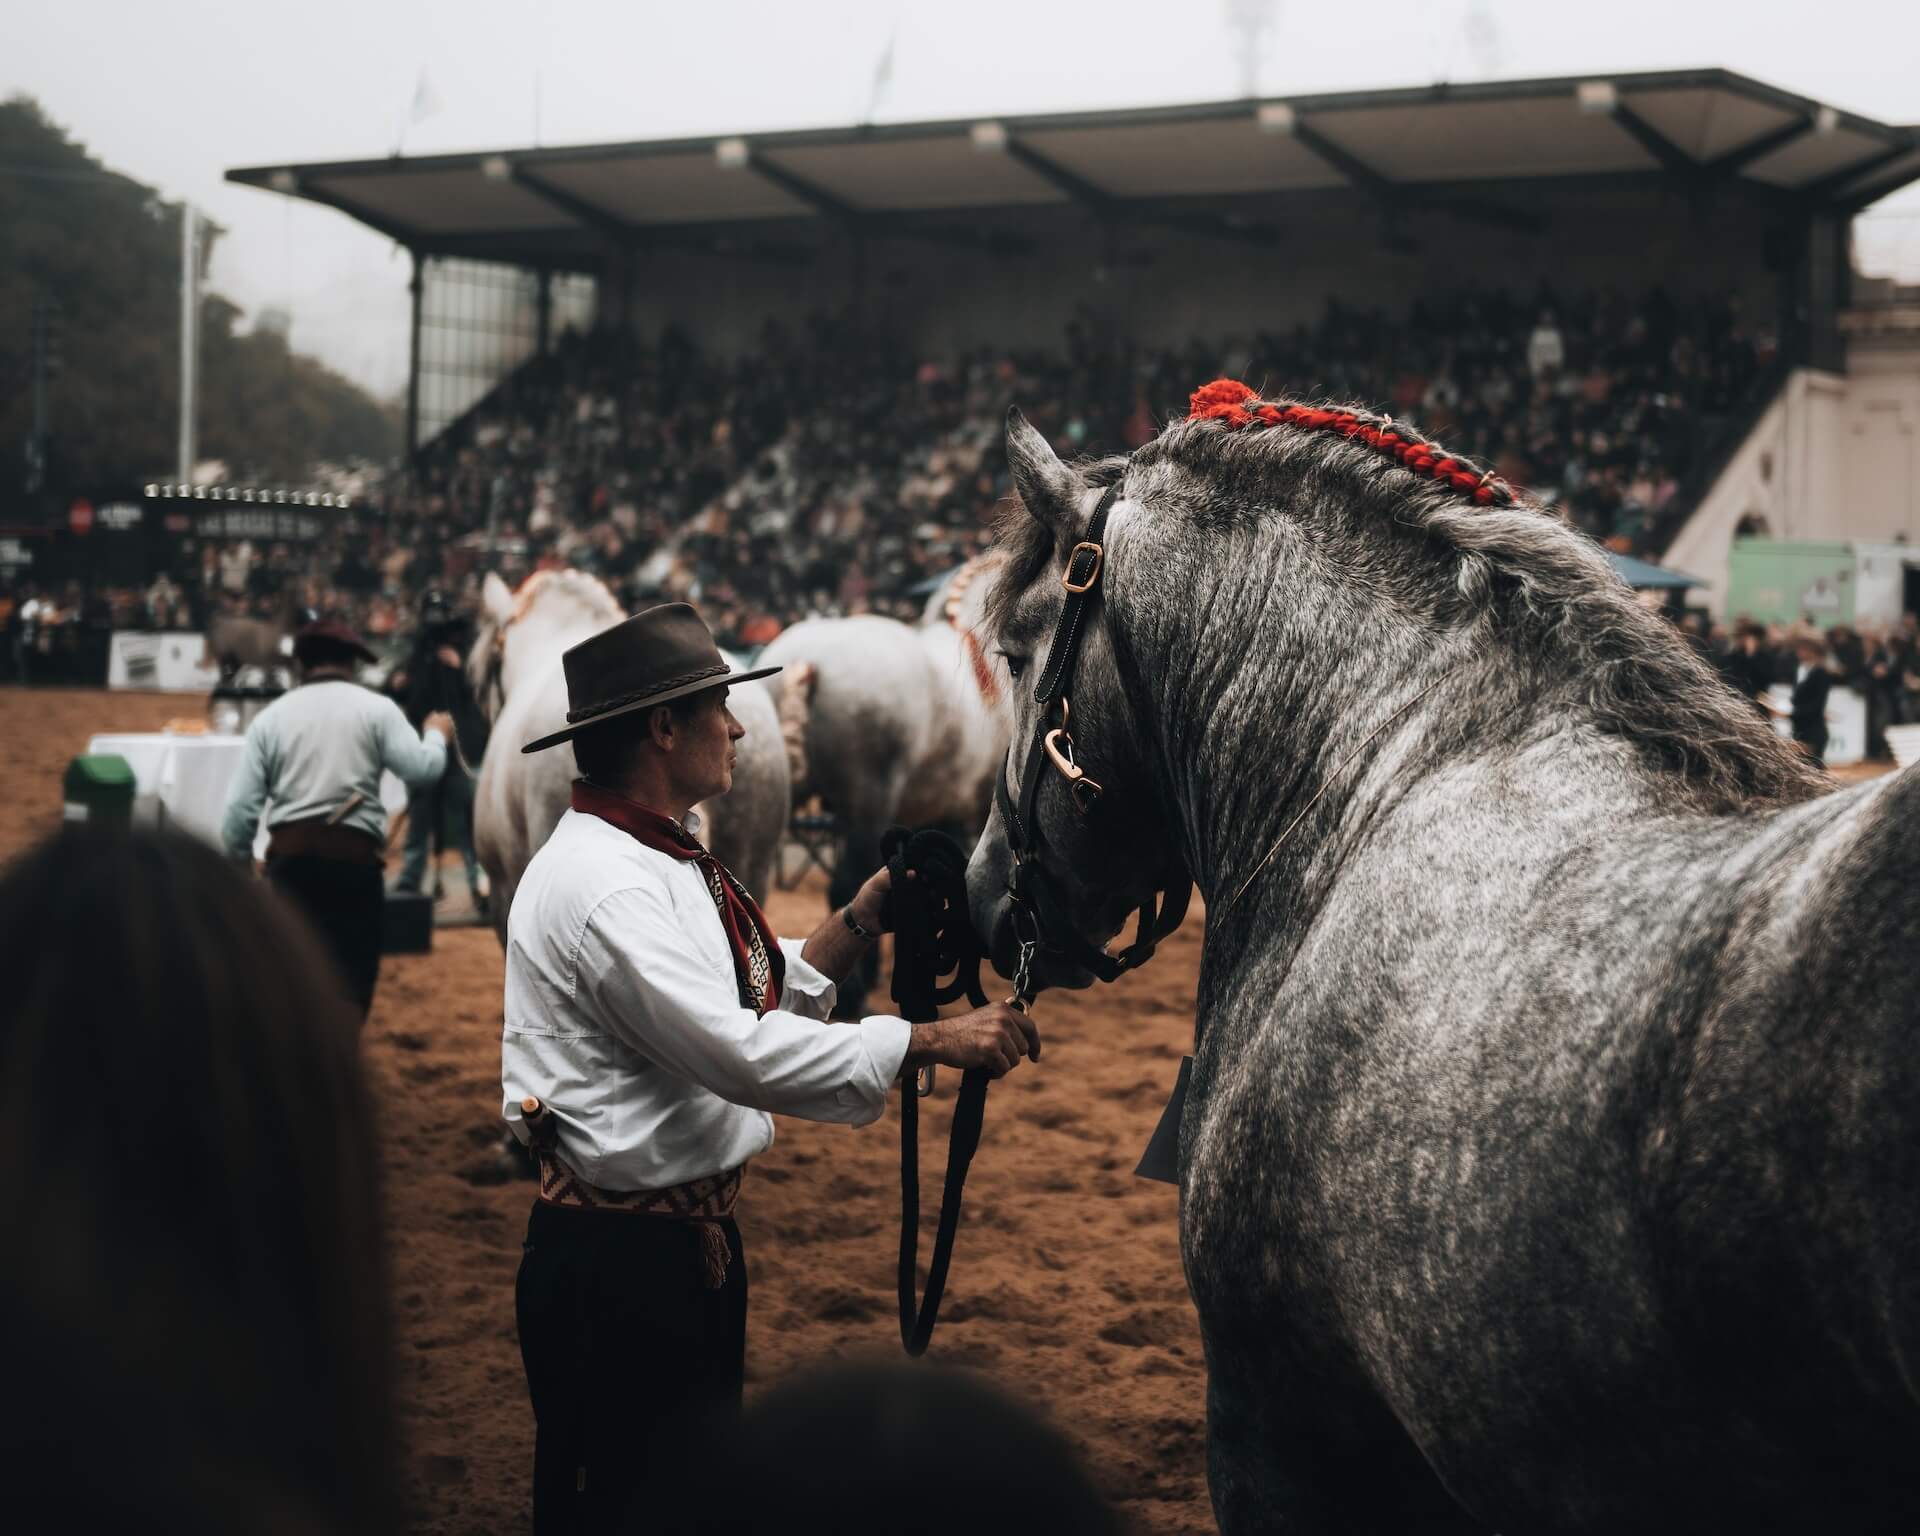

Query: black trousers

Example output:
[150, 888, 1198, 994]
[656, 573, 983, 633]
[267, 855, 384, 1020]
[516, 1201, 748, 1536]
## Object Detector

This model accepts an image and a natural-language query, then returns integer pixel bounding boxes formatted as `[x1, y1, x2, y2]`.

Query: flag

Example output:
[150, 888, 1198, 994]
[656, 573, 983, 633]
[863, 30, 895, 122]
[409, 68, 444, 126]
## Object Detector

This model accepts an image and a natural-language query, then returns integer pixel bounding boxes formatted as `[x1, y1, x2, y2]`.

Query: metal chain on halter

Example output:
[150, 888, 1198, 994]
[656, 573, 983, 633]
[883, 824, 994, 1358]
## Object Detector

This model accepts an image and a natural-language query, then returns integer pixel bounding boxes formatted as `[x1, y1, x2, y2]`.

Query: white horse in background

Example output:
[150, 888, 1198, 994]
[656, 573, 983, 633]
[466, 571, 789, 941]
[755, 551, 1014, 1008]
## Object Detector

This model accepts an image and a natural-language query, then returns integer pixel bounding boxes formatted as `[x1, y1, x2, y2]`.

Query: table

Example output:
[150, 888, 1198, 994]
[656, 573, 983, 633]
[86, 732, 408, 854]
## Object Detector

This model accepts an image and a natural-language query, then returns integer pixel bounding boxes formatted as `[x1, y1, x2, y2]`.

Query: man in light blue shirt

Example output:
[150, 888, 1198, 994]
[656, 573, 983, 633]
[222, 619, 453, 1020]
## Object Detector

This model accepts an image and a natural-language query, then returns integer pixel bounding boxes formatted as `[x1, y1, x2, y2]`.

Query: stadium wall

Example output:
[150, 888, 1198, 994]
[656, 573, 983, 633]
[617, 179, 1788, 362]
[1661, 332, 1920, 616]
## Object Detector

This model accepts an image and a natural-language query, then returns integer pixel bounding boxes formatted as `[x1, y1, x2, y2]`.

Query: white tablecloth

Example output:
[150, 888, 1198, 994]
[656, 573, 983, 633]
[85, 733, 408, 854]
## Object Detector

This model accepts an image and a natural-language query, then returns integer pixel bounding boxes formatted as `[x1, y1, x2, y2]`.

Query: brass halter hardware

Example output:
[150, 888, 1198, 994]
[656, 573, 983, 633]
[1041, 697, 1103, 812]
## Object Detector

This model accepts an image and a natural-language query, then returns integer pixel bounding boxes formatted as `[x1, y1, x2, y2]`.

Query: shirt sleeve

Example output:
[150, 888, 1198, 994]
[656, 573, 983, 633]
[220, 719, 272, 858]
[576, 885, 911, 1126]
[376, 694, 448, 787]
[776, 936, 837, 1021]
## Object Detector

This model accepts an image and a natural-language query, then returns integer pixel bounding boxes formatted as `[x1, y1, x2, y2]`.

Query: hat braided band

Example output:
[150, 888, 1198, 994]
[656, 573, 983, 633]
[566, 664, 731, 724]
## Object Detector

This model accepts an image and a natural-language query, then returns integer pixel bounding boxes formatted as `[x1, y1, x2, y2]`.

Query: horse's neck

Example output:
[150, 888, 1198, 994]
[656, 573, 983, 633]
[1113, 528, 1479, 915]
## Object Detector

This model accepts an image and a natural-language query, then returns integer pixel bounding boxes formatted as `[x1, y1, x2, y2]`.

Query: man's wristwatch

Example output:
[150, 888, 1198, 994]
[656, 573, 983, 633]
[841, 905, 878, 941]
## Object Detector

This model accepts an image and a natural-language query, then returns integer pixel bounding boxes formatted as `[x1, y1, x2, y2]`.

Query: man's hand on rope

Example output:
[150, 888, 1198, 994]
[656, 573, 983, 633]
[904, 1004, 1042, 1079]
[848, 862, 912, 935]
[423, 710, 456, 741]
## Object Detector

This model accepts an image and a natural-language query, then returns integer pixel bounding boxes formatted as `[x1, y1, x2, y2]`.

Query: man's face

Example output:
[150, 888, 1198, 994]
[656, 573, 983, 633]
[676, 687, 745, 804]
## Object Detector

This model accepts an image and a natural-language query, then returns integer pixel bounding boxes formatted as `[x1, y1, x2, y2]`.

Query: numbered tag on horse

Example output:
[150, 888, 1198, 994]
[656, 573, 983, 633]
[1134, 1055, 1192, 1185]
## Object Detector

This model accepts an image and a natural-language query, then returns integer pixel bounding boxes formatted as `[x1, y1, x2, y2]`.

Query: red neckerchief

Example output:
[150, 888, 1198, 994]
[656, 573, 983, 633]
[571, 780, 785, 1015]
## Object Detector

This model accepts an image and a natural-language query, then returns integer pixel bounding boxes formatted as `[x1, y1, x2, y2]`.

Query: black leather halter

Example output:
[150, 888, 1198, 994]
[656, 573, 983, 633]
[995, 480, 1192, 998]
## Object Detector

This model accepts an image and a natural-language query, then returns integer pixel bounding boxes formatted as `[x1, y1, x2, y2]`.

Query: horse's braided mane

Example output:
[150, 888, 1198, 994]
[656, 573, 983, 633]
[1186, 378, 1517, 505]
[989, 380, 1823, 810]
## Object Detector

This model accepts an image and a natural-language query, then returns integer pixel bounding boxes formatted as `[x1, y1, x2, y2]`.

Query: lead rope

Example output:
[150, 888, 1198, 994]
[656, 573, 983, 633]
[885, 826, 995, 1357]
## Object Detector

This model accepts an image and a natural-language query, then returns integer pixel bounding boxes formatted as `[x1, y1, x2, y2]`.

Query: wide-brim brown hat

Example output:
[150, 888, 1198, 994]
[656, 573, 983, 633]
[293, 618, 377, 667]
[522, 601, 780, 753]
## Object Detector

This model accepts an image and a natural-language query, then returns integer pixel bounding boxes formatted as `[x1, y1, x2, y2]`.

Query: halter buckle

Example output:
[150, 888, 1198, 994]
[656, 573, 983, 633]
[915, 1065, 936, 1097]
[1061, 541, 1104, 595]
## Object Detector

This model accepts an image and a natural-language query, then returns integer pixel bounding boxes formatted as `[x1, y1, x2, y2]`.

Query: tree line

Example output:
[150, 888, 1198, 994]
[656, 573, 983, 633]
[1, 95, 398, 511]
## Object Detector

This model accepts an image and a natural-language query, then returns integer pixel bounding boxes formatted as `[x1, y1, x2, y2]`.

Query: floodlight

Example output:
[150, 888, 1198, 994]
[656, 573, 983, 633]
[715, 138, 750, 170]
[481, 155, 512, 181]
[970, 122, 1008, 153]
[1576, 81, 1618, 115]
[1256, 103, 1297, 135]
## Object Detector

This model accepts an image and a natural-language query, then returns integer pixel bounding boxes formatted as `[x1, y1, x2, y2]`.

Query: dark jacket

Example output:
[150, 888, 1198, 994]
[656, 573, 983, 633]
[392, 629, 489, 773]
[1789, 664, 1833, 745]
[1719, 645, 1773, 702]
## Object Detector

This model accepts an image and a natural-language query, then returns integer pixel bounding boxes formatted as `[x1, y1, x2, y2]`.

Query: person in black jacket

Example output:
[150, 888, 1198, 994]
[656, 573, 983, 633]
[1718, 622, 1774, 716]
[389, 591, 489, 911]
[1774, 633, 1835, 767]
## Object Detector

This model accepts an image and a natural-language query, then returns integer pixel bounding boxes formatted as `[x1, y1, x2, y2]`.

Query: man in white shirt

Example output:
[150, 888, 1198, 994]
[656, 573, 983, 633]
[505, 602, 1035, 1536]
[222, 618, 453, 1019]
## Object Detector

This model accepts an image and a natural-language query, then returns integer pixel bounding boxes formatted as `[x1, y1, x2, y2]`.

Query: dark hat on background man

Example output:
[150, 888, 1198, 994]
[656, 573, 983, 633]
[521, 602, 779, 754]
[293, 619, 377, 668]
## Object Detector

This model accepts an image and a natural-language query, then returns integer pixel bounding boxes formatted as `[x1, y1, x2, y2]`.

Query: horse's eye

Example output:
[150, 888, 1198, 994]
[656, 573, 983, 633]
[998, 652, 1027, 680]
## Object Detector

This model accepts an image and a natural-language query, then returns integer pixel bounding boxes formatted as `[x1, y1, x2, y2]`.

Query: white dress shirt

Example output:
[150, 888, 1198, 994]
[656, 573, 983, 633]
[502, 806, 913, 1191]
[220, 679, 447, 856]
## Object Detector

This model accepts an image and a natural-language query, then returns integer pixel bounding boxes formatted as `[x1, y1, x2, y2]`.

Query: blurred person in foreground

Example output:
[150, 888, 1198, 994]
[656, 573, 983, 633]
[0, 826, 399, 1535]
[222, 618, 454, 1020]
[387, 590, 489, 912]
[503, 602, 1040, 1535]
[713, 1358, 1122, 1534]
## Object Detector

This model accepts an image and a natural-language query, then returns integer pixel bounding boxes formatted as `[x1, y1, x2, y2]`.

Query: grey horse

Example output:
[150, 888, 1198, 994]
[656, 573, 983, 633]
[756, 564, 1013, 1010]
[967, 398, 1920, 1534]
[467, 571, 789, 941]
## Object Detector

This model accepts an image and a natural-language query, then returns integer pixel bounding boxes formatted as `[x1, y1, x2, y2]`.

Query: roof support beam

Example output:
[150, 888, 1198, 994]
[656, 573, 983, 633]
[739, 152, 859, 224]
[1001, 137, 1116, 213]
[293, 180, 420, 247]
[1803, 139, 1917, 203]
[1290, 119, 1397, 199]
[1704, 116, 1814, 177]
[1289, 117, 1542, 235]
[1001, 134, 1277, 247]
[509, 165, 637, 244]
[1607, 103, 1702, 180]
[1840, 159, 1920, 216]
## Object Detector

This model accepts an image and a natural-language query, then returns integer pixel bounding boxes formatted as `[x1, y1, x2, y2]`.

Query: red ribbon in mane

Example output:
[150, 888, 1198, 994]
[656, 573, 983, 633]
[571, 781, 785, 1015]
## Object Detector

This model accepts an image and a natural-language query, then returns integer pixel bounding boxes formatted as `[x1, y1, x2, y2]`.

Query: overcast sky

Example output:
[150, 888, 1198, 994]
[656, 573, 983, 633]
[6, 0, 1918, 399]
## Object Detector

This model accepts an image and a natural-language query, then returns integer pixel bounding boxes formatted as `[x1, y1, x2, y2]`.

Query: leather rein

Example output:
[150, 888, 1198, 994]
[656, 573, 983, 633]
[994, 480, 1193, 1003]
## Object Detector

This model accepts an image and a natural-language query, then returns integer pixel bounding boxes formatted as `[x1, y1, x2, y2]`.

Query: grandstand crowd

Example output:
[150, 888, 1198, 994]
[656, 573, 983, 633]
[12, 281, 1918, 752]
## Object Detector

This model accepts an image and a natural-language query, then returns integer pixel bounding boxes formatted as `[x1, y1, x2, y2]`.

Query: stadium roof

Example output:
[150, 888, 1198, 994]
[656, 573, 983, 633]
[230, 69, 1920, 268]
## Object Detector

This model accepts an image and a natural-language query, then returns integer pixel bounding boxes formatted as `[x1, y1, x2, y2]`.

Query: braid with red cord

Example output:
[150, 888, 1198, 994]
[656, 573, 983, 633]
[1187, 379, 1516, 508]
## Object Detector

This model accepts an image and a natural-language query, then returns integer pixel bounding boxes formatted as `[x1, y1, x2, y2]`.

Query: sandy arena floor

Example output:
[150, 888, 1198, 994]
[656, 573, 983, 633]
[2, 687, 1214, 1534]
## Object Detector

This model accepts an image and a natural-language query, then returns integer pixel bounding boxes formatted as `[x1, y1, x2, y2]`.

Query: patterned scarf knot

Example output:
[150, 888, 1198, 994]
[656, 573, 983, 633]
[571, 780, 785, 1015]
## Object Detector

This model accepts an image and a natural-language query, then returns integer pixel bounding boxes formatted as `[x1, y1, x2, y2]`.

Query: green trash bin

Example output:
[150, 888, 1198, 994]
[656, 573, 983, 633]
[63, 753, 136, 825]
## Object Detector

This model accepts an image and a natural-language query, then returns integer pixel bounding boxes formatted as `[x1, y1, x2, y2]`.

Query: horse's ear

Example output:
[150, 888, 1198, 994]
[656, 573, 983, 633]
[1006, 408, 1079, 535]
[482, 572, 515, 627]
